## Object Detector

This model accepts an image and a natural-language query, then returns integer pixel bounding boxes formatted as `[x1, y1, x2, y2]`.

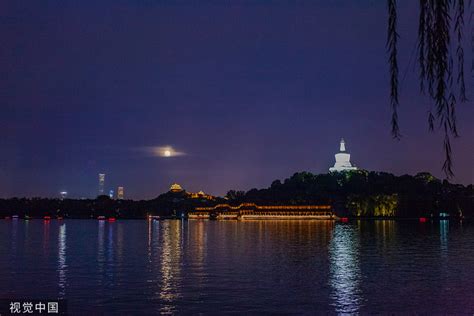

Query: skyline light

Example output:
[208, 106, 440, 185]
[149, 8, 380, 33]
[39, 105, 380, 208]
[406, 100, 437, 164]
[98, 174, 106, 196]
[117, 187, 124, 200]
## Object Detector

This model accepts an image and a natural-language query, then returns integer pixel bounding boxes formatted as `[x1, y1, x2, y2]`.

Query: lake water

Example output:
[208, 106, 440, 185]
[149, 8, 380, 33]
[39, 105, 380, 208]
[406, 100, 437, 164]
[0, 219, 473, 314]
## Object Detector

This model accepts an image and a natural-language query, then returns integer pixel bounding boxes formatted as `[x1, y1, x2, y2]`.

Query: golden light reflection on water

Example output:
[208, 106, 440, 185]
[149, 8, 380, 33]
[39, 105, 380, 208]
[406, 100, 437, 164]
[146, 219, 158, 300]
[187, 220, 207, 296]
[58, 223, 67, 298]
[158, 220, 182, 314]
[440, 220, 449, 257]
[190, 221, 206, 269]
[374, 220, 396, 238]
[96, 221, 117, 290]
[116, 223, 124, 266]
[43, 220, 50, 257]
[10, 217, 18, 255]
[374, 220, 396, 251]
[97, 221, 105, 280]
[245, 220, 335, 249]
[329, 224, 362, 314]
[147, 219, 152, 254]
[107, 223, 114, 271]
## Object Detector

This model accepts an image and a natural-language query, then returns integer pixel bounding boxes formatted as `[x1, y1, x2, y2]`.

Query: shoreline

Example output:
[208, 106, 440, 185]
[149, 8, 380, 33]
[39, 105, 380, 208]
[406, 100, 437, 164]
[2, 216, 468, 221]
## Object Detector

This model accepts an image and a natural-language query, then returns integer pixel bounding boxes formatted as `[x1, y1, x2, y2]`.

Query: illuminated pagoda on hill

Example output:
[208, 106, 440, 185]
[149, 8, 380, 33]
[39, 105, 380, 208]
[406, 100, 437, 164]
[169, 183, 215, 200]
[169, 183, 184, 192]
[329, 138, 358, 172]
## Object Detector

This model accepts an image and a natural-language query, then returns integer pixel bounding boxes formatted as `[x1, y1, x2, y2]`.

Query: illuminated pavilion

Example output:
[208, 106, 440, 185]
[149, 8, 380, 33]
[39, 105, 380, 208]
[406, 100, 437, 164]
[329, 138, 358, 172]
[169, 183, 215, 200]
[169, 183, 184, 192]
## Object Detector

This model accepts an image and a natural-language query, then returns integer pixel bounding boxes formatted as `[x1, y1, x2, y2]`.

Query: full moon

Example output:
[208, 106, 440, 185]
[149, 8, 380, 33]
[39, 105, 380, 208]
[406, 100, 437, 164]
[152, 146, 185, 157]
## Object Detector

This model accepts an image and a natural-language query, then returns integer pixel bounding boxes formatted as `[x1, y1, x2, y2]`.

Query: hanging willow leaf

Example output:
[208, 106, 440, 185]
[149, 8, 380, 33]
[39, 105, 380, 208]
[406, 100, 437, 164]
[454, 0, 467, 101]
[388, 0, 469, 178]
[387, 0, 401, 139]
[419, 0, 427, 93]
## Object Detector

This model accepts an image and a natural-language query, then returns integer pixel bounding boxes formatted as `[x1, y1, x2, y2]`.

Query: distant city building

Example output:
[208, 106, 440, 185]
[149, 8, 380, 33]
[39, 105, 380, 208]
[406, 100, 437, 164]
[60, 191, 68, 200]
[117, 186, 124, 200]
[109, 189, 114, 199]
[98, 173, 105, 195]
[170, 183, 184, 192]
[329, 138, 358, 172]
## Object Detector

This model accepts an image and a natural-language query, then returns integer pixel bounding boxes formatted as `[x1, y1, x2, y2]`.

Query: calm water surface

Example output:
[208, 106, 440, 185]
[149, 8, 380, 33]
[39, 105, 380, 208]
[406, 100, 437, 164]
[1, 219, 473, 314]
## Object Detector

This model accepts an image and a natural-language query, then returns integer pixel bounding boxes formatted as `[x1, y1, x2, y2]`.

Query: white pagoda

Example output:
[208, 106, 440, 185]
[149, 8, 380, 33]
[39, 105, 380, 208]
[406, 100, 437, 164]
[329, 138, 358, 172]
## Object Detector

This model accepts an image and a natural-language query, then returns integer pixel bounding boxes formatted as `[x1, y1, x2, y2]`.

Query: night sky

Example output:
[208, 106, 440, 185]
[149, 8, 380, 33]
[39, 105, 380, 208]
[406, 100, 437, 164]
[1, 0, 473, 199]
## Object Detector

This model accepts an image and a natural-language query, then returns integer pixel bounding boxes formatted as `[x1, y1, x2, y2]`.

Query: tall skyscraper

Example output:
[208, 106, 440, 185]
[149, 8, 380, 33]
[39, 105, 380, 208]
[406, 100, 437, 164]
[98, 173, 105, 195]
[117, 186, 124, 200]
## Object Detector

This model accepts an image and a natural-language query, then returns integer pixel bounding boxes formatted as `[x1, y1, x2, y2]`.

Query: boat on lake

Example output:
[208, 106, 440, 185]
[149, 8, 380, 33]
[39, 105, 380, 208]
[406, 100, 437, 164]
[189, 203, 335, 220]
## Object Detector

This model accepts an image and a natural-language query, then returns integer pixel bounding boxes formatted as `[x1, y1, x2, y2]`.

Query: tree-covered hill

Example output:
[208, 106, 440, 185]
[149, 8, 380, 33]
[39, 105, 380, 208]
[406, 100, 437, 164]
[225, 170, 473, 218]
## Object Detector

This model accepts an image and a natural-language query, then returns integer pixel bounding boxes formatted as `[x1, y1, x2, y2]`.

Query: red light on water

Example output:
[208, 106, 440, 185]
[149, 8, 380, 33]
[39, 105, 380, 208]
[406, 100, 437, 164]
[341, 217, 349, 223]
[108, 218, 116, 222]
[419, 217, 427, 223]
[44, 216, 51, 220]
